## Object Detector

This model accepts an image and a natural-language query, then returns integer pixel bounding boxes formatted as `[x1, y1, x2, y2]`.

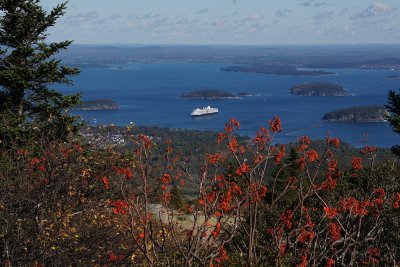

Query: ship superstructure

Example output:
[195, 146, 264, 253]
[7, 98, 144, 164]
[191, 106, 219, 117]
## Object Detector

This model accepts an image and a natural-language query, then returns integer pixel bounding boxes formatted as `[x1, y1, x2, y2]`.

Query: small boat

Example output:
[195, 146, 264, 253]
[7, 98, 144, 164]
[191, 106, 219, 117]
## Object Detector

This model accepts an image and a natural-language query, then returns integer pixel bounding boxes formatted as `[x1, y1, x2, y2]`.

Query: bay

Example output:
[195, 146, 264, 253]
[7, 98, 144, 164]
[61, 63, 400, 148]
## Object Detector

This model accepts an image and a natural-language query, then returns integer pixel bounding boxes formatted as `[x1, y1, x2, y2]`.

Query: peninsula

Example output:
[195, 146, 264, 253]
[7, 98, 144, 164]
[73, 99, 119, 111]
[181, 90, 238, 99]
[322, 105, 387, 122]
[220, 65, 335, 76]
[290, 82, 347, 96]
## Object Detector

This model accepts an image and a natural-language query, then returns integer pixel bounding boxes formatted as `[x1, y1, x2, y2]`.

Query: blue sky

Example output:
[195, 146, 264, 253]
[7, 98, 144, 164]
[41, 0, 400, 45]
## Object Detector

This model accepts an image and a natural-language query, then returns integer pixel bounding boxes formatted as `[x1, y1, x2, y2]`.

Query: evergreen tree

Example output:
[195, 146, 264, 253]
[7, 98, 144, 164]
[386, 90, 400, 156]
[0, 0, 81, 146]
[170, 183, 187, 210]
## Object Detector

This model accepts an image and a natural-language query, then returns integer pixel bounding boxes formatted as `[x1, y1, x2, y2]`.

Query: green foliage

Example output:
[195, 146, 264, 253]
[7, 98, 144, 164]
[386, 90, 400, 156]
[0, 140, 135, 265]
[0, 0, 81, 147]
[1, 124, 400, 266]
[170, 183, 187, 210]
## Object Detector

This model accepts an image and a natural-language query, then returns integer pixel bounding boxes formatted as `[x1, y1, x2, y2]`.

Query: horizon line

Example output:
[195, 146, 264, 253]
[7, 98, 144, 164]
[68, 42, 400, 47]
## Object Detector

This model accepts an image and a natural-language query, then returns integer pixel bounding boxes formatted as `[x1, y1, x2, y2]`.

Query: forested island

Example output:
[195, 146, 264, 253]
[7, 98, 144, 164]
[181, 90, 238, 99]
[73, 99, 119, 111]
[290, 82, 348, 96]
[322, 105, 388, 122]
[220, 65, 335, 76]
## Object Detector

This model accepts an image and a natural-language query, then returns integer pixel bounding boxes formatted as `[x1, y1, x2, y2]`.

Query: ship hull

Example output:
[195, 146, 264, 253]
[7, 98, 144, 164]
[191, 111, 218, 117]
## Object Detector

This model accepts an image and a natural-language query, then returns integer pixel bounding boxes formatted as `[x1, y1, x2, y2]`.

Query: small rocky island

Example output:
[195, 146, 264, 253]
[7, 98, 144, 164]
[73, 99, 119, 111]
[290, 82, 348, 96]
[181, 90, 238, 99]
[322, 105, 388, 122]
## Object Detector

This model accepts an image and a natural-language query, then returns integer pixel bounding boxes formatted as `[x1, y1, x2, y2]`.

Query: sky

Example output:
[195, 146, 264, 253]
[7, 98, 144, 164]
[40, 0, 400, 45]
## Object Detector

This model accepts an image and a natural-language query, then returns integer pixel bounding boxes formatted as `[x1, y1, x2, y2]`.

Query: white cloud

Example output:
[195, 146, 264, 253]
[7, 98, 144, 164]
[313, 2, 328, 8]
[338, 8, 349, 16]
[128, 13, 160, 20]
[351, 3, 397, 19]
[313, 12, 334, 22]
[64, 12, 99, 23]
[276, 9, 292, 18]
[175, 17, 199, 25]
[197, 8, 208, 14]
[301, 0, 313, 7]
[301, 0, 328, 8]
[236, 13, 264, 23]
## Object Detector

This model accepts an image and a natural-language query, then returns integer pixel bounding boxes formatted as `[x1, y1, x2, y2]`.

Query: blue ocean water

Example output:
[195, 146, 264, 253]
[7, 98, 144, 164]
[61, 63, 400, 148]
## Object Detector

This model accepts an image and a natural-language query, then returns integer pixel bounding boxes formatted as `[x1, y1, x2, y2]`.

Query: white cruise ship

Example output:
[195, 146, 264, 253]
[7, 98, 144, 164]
[191, 106, 219, 117]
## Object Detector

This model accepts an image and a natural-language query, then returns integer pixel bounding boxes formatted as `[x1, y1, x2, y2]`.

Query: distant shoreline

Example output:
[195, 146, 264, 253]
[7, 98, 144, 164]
[60, 44, 400, 72]
[72, 99, 119, 111]
[221, 65, 335, 76]
[181, 90, 240, 100]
